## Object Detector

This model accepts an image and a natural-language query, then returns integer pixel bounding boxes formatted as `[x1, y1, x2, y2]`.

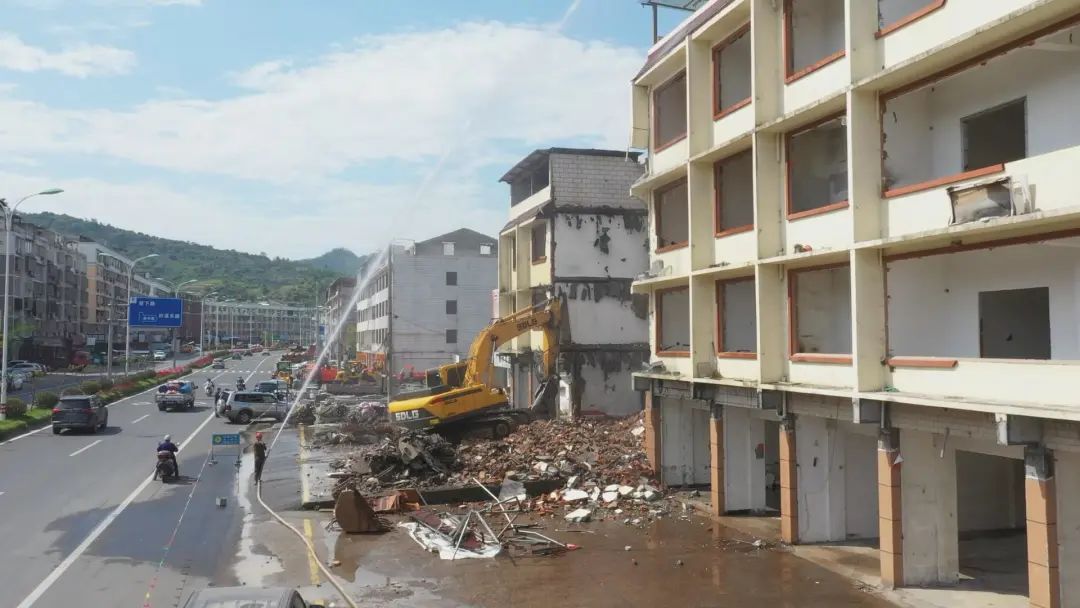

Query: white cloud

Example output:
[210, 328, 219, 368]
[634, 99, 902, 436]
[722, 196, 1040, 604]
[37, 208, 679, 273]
[0, 18, 644, 257]
[0, 32, 136, 77]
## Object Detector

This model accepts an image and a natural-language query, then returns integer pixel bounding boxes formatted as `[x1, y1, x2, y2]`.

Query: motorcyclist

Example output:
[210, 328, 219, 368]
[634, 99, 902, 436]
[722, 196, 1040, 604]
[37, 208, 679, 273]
[156, 434, 180, 477]
[236, 376, 246, 391]
[204, 379, 214, 396]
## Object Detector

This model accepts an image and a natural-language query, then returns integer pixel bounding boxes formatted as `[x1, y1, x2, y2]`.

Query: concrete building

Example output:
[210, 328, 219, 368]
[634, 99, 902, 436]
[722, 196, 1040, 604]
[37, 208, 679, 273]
[203, 300, 316, 347]
[497, 148, 650, 417]
[356, 228, 497, 381]
[629, 1, 1080, 606]
[0, 218, 88, 366]
[324, 277, 357, 361]
[77, 239, 170, 350]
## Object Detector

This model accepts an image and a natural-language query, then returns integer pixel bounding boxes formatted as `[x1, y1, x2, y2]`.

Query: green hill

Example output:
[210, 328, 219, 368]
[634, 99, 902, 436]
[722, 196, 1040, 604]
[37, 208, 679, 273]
[25, 212, 362, 304]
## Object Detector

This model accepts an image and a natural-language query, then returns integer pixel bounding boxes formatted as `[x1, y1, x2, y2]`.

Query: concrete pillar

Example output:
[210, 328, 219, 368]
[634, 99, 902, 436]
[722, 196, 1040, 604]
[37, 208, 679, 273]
[1056, 451, 1080, 608]
[796, 415, 847, 543]
[644, 390, 662, 476]
[1027, 446, 1060, 608]
[724, 406, 767, 512]
[780, 415, 798, 544]
[901, 429, 959, 586]
[878, 428, 903, 588]
[710, 408, 725, 517]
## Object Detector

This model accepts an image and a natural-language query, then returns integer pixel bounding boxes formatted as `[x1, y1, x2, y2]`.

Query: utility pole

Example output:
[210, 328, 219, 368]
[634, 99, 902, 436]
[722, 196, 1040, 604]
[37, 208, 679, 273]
[386, 246, 393, 402]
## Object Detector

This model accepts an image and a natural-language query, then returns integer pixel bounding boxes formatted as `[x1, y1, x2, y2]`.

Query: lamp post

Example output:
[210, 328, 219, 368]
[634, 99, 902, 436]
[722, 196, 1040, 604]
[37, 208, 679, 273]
[0, 188, 63, 420]
[102, 252, 159, 378]
[156, 278, 197, 369]
[200, 292, 217, 355]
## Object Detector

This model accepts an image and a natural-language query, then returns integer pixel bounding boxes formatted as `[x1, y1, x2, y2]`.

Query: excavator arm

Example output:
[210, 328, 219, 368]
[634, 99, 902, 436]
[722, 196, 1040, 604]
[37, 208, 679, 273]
[464, 297, 565, 389]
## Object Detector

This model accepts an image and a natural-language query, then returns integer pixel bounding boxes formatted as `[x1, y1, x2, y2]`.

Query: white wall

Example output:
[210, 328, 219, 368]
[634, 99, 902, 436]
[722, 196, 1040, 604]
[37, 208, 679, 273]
[884, 28, 1080, 188]
[724, 406, 768, 511]
[901, 428, 960, 585]
[552, 213, 648, 279]
[571, 355, 645, 416]
[795, 414, 878, 542]
[718, 151, 754, 229]
[718, 30, 752, 109]
[789, 0, 845, 72]
[721, 279, 756, 353]
[559, 284, 647, 346]
[660, 398, 712, 486]
[794, 266, 852, 354]
[888, 239, 1080, 359]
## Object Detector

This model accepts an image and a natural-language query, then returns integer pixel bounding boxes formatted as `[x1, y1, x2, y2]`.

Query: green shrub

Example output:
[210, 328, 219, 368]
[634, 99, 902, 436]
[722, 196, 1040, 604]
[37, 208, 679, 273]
[61, 387, 84, 396]
[79, 381, 102, 395]
[98, 379, 114, 391]
[5, 397, 26, 417]
[35, 391, 58, 408]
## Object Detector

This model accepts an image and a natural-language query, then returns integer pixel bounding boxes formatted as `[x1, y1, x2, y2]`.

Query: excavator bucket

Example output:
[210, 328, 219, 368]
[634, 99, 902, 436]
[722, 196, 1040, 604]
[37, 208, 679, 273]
[334, 489, 383, 533]
[528, 377, 560, 418]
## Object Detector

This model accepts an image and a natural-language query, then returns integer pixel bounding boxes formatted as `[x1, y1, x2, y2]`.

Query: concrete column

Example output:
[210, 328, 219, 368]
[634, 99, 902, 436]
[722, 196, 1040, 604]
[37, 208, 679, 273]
[724, 406, 767, 512]
[644, 390, 662, 476]
[689, 274, 716, 380]
[1027, 446, 1060, 608]
[796, 415, 847, 543]
[780, 415, 798, 544]
[1056, 451, 1080, 608]
[750, 0, 781, 123]
[878, 428, 903, 588]
[687, 38, 713, 156]
[710, 408, 725, 517]
[901, 429, 959, 586]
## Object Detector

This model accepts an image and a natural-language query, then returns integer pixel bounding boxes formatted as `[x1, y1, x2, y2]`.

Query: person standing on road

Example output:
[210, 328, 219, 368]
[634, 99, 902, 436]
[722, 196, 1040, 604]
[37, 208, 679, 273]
[253, 432, 267, 485]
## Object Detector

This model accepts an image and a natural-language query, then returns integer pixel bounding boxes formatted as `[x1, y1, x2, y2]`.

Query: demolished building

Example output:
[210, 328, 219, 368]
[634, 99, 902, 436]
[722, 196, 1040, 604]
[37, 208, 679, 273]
[496, 148, 650, 417]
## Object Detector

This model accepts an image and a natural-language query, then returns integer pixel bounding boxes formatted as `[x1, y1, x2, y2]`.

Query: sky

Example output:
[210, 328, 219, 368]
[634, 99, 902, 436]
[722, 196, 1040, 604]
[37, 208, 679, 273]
[0, 0, 687, 259]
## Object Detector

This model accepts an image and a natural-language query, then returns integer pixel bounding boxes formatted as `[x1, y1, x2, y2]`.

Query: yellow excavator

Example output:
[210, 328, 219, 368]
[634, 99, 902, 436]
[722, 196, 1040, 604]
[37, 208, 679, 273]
[388, 298, 567, 438]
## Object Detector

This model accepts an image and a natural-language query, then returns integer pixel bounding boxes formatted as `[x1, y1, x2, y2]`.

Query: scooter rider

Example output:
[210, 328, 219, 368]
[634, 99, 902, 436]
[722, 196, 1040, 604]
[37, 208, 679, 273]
[236, 376, 246, 391]
[157, 434, 180, 477]
[204, 379, 215, 396]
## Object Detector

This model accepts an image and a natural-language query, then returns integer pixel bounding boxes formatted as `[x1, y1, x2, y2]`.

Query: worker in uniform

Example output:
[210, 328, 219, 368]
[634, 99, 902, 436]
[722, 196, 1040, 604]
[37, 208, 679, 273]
[253, 431, 267, 484]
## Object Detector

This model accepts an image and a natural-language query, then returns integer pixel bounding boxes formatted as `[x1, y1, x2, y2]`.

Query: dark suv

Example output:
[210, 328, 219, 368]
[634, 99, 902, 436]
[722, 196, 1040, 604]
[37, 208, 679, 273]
[52, 395, 108, 434]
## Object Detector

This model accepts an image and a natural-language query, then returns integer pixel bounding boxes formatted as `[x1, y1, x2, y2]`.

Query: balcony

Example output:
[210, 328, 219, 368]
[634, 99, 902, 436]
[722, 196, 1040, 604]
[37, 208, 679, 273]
[885, 235, 1080, 407]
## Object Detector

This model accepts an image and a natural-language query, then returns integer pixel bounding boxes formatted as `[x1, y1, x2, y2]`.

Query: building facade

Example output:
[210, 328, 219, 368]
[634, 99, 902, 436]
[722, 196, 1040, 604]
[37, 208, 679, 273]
[356, 229, 497, 380]
[630, 1, 1080, 606]
[77, 239, 170, 351]
[324, 277, 357, 362]
[497, 148, 650, 417]
[203, 300, 317, 348]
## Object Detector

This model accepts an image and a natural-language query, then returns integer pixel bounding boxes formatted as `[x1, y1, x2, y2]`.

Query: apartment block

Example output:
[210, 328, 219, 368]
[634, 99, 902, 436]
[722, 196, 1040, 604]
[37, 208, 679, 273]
[356, 228, 497, 381]
[497, 148, 650, 417]
[630, 1, 1080, 605]
[77, 239, 170, 349]
[203, 300, 316, 347]
[324, 276, 357, 361]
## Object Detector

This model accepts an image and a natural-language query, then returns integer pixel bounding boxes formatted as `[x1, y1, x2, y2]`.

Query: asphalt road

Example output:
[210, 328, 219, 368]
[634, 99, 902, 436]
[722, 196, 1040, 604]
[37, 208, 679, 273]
[0, 352, 280, 608]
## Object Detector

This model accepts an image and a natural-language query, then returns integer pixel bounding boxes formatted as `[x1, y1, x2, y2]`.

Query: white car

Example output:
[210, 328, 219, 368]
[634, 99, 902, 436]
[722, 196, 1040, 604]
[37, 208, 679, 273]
[153, 351, 167, 361]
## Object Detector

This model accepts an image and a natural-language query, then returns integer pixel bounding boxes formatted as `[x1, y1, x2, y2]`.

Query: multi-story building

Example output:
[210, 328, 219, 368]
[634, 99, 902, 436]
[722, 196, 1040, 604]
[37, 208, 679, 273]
[76, 239, 169, 350]
[629, 1, 1080, 605]
[203, 300, 316, 348]
[0, 218, 88, 366]
[356, 228, 497, 382]
[324, 277, 357, 361]
[497, 148, 650, 417]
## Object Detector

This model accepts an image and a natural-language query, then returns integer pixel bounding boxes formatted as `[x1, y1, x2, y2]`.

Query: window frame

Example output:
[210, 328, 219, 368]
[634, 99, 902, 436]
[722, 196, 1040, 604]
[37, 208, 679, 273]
[785, 112, 849, 221]
[445, 271, 457, 286]
[715, 276, 757, 359]
[652, 71, 689, 152]
[530, 222, 547, 264]
[654, 177, 690, 253]
[787, 262, 853, 364]
[783, 0, 847, 84]
[875, 0, 946, 38]
[655, 285, 691, 357]
[480, 243, 493, 256]
[960, 97, 1027, 172]
[445, 299, 457, 315]
[711, 24, 752, 120]
[445, 329, 458, 344]
[713, 150, 755, 237]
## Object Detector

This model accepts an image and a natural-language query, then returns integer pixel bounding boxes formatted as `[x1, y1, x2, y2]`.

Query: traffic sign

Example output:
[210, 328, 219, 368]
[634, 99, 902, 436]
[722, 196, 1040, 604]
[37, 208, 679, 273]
[212, 433, 241, 446]
[128, 297, 184, 328]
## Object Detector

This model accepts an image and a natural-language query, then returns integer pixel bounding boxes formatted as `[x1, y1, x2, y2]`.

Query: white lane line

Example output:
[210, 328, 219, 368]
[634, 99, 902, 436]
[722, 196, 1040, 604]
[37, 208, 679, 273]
[68, 440, 102, 458]
[131, 414, 150, 425]
[14, 355, 276, 608]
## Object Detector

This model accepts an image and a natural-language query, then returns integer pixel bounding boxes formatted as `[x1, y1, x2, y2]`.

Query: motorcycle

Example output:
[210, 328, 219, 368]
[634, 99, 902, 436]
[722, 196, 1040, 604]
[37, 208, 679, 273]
[155, 451, 178, 482]
[236, 378, 246, 391]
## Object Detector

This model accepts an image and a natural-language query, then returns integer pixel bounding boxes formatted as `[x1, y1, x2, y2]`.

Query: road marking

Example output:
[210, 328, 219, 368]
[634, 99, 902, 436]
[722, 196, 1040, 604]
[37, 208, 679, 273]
[14, 354, 277, 608]
[303, 518, 322, 586]
[299, 424, 311, 506]
[68, 440, 102, 457]
[131, 414, 150, 424]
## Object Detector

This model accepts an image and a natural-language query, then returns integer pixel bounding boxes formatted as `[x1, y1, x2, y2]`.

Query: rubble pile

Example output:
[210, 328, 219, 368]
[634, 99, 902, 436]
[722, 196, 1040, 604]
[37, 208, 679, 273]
[293, 396, 387, 428]
[333, 432, 458, 494]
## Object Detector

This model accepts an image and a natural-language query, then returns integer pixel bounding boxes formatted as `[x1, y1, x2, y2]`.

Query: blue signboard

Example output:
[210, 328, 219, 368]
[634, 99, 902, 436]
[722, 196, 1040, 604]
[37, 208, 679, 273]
[212, 433, 241, 446]
[128, 297, 183, 328]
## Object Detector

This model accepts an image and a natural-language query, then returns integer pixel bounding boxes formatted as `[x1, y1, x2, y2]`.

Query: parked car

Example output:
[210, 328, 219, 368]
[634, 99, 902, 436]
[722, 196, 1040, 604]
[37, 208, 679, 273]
[211, 358, 226, 369]
[223, 391, 286, 424]
[181, 587, 325, 608]
[11, 362, 45, 376]
[156, 380, 196, 411]
[52, 395, 108, 434]
[153, 350, 167, 361]
[3, 372, 23, 391]
[7, 359, 28, 367]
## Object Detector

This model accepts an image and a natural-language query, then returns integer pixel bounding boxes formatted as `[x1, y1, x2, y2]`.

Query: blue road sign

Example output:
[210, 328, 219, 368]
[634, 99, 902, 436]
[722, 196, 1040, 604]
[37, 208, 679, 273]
[128, 297, 183, 328]
[212, 433, 241, 446]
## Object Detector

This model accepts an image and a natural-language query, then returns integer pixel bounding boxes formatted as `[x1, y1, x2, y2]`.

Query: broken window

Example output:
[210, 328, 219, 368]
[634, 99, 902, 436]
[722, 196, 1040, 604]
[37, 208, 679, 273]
[655, 178, 689, 251]
[509, 157, 550, 206]
[785, 0, 845, 80]
[717, 278, 757, 355]
[713, 25, 751, 117]
[787, 116, 847, 217]
[714, 151, 754, 235]
[446, 329, 457, 344]
[962, 98, 1026, 171]
[653, 72, 687, 150]
[657, 287, 690, 354]
[979, 287, 1050, 360]
[531, 222, 547, 262]
[446, 300, 457, 315]
[790, 265, 851, 355]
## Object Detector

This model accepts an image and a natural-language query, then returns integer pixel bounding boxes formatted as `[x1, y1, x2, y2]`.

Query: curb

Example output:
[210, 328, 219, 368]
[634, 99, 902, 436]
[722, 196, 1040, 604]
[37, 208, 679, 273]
[0, 413, 51, 441]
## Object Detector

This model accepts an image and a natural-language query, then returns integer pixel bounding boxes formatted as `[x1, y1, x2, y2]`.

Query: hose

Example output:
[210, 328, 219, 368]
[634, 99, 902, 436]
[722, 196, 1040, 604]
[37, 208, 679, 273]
[256, 484, 359, 608]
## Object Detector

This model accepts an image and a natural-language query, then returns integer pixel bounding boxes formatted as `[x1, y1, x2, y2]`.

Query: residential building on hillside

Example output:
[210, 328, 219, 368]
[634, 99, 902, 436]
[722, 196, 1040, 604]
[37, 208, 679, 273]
[356, 228, 497, 384]
[324, 277, 357, 361]
[497, 148, 649, 417]
[0, 218, 88, 366]
[629, 1, 1080, 606]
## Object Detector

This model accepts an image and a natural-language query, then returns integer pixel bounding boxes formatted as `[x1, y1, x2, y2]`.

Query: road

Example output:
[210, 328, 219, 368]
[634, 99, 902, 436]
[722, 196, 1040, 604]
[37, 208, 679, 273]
[0, 352, 279, 608]
[7, 352, 204, 404]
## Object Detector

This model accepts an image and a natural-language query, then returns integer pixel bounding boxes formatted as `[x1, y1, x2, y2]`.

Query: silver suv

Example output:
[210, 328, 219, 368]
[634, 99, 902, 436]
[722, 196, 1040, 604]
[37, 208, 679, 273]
[223, 390, 286, 424]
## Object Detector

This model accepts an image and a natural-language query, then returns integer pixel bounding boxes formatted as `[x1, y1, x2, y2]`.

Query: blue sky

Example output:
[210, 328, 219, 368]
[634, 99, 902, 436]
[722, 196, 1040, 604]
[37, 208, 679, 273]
[0, 0, 686, 258]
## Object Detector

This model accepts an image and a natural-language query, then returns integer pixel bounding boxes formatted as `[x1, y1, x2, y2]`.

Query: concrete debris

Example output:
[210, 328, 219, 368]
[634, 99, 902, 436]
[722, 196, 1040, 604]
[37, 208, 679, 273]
[602, 491, 619, 503]
[565, 508, 592, 523]
[562, 489, 590, 502]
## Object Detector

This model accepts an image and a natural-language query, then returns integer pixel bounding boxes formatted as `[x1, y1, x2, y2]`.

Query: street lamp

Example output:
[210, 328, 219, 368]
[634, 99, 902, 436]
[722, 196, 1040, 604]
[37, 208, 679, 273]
[0, 188, 63, 420]
[200, 292, 218, 354]
[101, 252, 159, 378]
[156, 278, 197, 369]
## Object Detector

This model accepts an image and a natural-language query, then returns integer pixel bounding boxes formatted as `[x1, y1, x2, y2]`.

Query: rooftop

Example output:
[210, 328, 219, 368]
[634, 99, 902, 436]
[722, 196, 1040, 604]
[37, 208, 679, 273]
[499, 147, 641, 184]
